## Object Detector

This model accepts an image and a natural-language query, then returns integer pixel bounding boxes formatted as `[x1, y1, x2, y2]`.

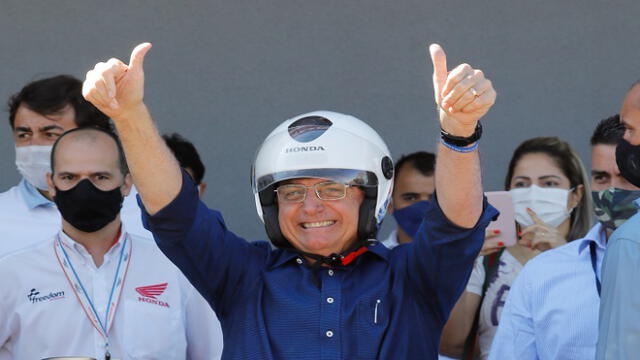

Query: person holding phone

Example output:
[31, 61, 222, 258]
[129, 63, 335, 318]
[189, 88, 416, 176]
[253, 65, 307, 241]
[440, 136, 593, 359]
[491, 116, 640, 359]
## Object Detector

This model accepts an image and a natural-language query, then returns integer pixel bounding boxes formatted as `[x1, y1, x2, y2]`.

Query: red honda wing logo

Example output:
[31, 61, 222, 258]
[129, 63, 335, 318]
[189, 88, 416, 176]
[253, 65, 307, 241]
[135, 283, 168, 299]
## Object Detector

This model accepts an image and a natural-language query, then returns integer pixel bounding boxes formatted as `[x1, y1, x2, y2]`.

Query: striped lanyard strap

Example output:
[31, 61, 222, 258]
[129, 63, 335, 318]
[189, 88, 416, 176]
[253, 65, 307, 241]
[54, 232, 132, 360]
[589, 241, 601, 297]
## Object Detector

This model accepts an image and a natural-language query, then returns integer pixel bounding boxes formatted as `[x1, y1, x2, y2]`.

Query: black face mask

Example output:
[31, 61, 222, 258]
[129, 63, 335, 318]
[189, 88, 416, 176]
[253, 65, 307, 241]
[616, 139, 640, 188]
[54, 178, 124, 233]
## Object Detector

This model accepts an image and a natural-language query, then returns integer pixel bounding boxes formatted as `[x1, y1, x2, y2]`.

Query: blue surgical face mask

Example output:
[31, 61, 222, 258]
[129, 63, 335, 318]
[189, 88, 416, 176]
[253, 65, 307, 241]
[392, 200, 431, 238]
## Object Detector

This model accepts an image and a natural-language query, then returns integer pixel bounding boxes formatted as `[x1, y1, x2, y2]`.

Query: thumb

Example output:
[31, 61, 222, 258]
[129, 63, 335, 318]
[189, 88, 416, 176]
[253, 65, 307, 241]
[429, 43, 447, 104]
[129, 42, 152, 72]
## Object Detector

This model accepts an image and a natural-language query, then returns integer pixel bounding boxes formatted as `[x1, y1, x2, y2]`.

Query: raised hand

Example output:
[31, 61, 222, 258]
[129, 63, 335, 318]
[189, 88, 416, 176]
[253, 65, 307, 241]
[83, 43, 152, 120]
[518, 208, 567, 251]
[429, 44, 496, 135]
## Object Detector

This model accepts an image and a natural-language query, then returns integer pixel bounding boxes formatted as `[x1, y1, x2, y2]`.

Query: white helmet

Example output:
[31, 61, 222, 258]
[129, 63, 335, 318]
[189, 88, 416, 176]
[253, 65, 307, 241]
[251, 110, 394, 248]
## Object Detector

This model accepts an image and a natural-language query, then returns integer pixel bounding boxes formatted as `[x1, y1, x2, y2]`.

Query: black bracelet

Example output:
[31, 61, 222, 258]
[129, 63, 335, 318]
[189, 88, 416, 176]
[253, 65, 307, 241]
[440, 122, 482, 147]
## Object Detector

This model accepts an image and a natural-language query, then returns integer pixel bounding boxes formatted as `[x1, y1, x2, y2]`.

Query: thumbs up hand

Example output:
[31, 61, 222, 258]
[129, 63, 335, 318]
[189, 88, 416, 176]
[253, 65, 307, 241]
[83, 43, 152, 120]
[429, 44, 496, 136]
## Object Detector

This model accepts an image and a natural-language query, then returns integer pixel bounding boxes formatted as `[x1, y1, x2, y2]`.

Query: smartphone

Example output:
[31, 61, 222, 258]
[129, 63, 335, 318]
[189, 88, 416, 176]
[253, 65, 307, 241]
[485, 191, 517, 247]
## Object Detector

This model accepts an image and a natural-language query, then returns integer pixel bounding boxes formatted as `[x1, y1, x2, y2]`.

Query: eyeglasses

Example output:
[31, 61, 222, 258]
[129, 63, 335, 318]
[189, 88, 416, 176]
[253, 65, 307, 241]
[275, 181, 355, 203]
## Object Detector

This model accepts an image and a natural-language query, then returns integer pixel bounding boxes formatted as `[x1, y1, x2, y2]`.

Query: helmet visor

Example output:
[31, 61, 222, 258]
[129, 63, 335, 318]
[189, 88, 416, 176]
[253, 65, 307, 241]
[254, 168, 378, 193]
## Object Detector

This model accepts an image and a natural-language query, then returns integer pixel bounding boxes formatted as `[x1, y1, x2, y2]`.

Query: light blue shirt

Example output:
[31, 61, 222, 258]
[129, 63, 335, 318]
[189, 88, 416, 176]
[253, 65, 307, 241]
[596, 200, 640, 360]
[17, 178, 54, 209]
[489, 223, 605, 360]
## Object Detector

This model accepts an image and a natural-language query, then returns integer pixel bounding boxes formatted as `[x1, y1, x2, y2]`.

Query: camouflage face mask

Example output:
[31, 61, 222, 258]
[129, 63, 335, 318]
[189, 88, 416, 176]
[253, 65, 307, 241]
[592, 188, 640, 232]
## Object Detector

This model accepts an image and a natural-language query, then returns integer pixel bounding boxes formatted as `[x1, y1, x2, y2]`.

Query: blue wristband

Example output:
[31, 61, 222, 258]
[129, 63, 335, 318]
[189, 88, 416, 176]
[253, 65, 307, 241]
[440, 138, 479, 153]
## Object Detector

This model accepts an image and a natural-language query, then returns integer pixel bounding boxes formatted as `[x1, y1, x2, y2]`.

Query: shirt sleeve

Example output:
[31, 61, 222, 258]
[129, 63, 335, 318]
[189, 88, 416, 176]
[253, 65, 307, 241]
[488, 265, 538, 360]
[405, 194, 498, 324]
[184, 285, 224, 360]
[140, 169, 271, 314]
[596, 236, 640, 360]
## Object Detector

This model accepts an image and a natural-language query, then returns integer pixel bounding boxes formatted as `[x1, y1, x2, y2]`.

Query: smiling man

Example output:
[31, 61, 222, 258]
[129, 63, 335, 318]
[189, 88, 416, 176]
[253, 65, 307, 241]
[82, 42, 498, 359]
[276, 179, 363, 256]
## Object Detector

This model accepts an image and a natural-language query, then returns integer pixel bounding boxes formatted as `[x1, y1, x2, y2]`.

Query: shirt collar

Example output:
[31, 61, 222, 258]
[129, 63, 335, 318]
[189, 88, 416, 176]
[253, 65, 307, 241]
[366, 240, 390, 261]
[18, 178, 54, 209]
[57, 226, 127, 264]
[268, 249, 300, 269]
[381, 229, 400, 249]
[577, 222, 607, 254]
[268, 240, 390, 269]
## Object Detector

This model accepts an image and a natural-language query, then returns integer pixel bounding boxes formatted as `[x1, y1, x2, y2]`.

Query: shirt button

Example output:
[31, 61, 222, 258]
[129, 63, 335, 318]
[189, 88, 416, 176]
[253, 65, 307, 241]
[325, 330, 334, 338]
[327, 297, 334, 304]
[328, 269, 334, 276]
[296, 258, 303, 265]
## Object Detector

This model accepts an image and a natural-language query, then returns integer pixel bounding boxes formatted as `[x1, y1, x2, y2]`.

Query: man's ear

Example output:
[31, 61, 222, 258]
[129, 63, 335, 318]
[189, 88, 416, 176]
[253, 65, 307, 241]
[121, 173, 133, 197]
[198, 181, 207, 198]
[46, 172, 56, 198]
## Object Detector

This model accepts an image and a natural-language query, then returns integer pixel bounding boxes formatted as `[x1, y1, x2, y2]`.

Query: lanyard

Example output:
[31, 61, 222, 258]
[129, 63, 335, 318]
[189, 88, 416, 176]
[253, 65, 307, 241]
[54, 233, 132, 360]
[589, 241, 601, 297]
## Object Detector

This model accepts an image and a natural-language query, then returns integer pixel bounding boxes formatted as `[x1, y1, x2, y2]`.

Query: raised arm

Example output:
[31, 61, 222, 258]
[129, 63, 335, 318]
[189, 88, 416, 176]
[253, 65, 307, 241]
[82, 43, 182, 215]
[429, 44, 496, 228]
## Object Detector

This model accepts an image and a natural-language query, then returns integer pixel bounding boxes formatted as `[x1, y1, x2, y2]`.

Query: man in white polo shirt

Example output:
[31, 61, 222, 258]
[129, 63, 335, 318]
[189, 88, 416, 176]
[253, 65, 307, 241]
[0, 127, 222, 360]
[0, 75, 149, 257]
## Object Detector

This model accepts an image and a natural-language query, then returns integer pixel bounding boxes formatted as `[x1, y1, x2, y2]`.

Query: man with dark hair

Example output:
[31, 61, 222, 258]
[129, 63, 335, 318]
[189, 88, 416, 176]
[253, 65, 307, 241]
[382, 151, 436, 248]
[591, 114, 624, 145]
[8, 74, 111, 130]
[491, 115, 640, 359]
[163, 133, 207, 196]
[0, 75, 148, 256]
[0, 127, 223, 359]
[590, 114, 637, 191]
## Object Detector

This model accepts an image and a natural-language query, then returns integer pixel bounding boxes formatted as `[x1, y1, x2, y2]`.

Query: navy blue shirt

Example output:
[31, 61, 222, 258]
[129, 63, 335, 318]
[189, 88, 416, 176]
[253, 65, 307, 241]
[141, 172, 497, 359]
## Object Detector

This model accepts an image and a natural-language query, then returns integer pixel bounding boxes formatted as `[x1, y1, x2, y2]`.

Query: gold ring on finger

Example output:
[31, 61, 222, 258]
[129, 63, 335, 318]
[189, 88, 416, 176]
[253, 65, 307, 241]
[470, 87, 479, 98]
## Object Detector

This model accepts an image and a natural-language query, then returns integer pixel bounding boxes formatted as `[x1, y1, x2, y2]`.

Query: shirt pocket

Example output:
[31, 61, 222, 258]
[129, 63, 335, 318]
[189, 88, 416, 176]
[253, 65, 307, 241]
[356, 296, 390, 359]
[123, 300, 185, 359]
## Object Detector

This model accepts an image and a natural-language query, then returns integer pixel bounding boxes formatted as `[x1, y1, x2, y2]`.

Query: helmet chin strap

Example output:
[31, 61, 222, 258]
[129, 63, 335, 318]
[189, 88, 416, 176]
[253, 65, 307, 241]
[296, 238, 377, 288]
[297, 238, 376, 269]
